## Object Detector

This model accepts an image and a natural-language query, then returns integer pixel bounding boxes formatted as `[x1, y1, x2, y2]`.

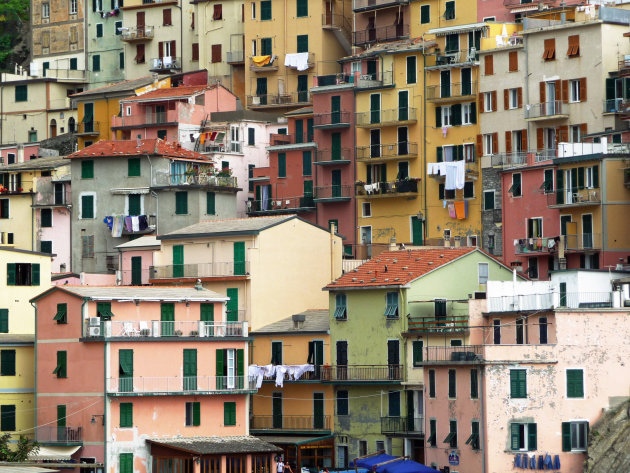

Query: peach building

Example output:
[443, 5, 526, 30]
[31, 285, 279, 473]
[423, 270, 630, 472]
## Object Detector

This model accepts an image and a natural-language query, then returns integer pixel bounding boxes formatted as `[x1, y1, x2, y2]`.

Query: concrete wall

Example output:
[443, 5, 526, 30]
[86, 7, 125, 88]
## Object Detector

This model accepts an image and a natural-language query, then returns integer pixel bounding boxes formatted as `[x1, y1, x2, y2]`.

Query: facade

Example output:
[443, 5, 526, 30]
[66, 139, 239, 274]
[86, 0, 125, 87]
[324, 247, 519, 465]
[115, 235, 159, 286]
[149, 215, 343, 330]
[31, 285, 279, 471]
[250, 310, 335, 468]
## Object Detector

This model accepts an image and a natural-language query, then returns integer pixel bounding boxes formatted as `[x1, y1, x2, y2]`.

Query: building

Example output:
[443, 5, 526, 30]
[85, 0, 125, 87]
[250, 310, 335, 469]
[30, 284, 280, 472]
[148, 215, 343, 330]
[66, 139, 240, 274]
[115, 235, 159, 286]
[324, 247, 519, 465]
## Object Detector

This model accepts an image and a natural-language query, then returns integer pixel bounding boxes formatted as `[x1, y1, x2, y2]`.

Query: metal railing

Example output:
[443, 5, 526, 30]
[427, 49, 478, 67]
[76, 122, 100, 135]
[247, 196, 315, 213]
[150, 261, 250, 279]
[514, 238, 557, 254]
[150, 57, 181, 70]
[487, 293, 554, 312]
[356, 108, 417, 126]
[251, 415, 330, 430]
[547, 188, 601, 207]
[197, 140, 243, 154]
[618, 57, 630, 72]
[357, 142, 418, 160]
[354, 0, 408, 9]
[284, 52, 315, 70]
[426, 82, 478, 100]
[37, 426, 82, 444]
[85, 320, 247, 338]
[313, 111, 352, 127]
[424, 345, 483, 363]
[152, 173, 238, 188]
[107, 375, 256, 394]
[603, 98, 625, 113]
[112, 110, 179, 128]
[407, 316, 469, 333]
[315, 148, 352, 162]
[322, 13, 352, 41]
[314, 185, 353, 200]
[381, 416, 424, 435]
[268, 132, 313, 146]
[247, 91, 311, 107]
[121, 26, 154, 41]
[353, 24, 409, 46]
[356, 179, 418, 196]
[559, 291, 613, 308]
[525, 100, 567, 119]
[565, 232, 601, 250]
[227, 51, 245, 63]
[321, 364, 402, 381]
[249, 56, 280, 71]
[355, 70, 394, 89]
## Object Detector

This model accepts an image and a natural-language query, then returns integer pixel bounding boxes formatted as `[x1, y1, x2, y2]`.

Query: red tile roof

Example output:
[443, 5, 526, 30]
[122, 85, 210, 102]
[65, 139, 212, 162]
[326, 247, 478, 289]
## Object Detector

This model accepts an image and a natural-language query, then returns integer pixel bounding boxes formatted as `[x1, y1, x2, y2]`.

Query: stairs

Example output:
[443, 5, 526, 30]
[324, 14, 353, 56]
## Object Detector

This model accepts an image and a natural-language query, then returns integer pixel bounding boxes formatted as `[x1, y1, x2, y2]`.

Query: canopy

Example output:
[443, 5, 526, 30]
[27, 445, 81, 461]
[351, 455, 440, 473]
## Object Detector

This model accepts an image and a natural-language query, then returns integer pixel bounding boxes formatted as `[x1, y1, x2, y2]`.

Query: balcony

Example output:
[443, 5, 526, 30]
[120, 26, 154, 42]
[267, 132, 314, 149]
[524, 100, 568, 121]
[514, 238, 557, 255]
[426, 82, 478, 102]
[249, 56, 280, 72]
[246, 91, 311, 109]
[490, 149, 556, 168]
[247, 196, 315, 215]
[321, 364, 402, 382]
[284, 52, 315, 71]
[353, 0, 408, 12]
[250, 415, 331, 432]
[618, 57, 630, 76]
[314, 148, 352, 165]
[75, 121, 100, 136]
[197, 140, 243, 155]
[355, 70, 394, 89]
[107, 375, 256, 395]
[152, 173, 238, 190]
[356, 142, 418, 162]
[149, 57, 181, 73]
[625, 168, 630, 188]
[355, 179, 419, 197]
[547, 188, 601, 208]
[356, 108, 417, 128]
[84, 320, 248, 338]
[381, 416, 424, 435]
[313, 111, 352, 129]
[314, 74, 353, 87]
[37, 426, 82, 445]
[423, 345, 483, 365]
[227, 50, 245, 64]
[353, 24, 409, 47]
[487, 291, 614, 312]
[565, 232, 601, 251]
[149, 261, 250, 280]
[425, 49, 478, 69]
[314, 185, 353, 203]
[111, 110, 179, 129]
[603, 98, 626, 114]
[407, 316, 469, 334]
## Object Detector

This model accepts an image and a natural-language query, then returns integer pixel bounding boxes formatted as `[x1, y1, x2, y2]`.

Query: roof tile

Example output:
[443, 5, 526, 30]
[65, 139, 212, 162]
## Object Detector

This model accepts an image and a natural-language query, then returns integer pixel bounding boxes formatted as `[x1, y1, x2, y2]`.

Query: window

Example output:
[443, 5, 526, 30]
[53, 303, 67, 324]
[462, 103, 473, 125]
[93, 55, 101, 72]
[135, 44, 145, 64]
[15, 85, 27, 102]
[569, 79, 580, 103]
[302, 151, 311, 176]
[478, 263, 488, 285]
[333, 294, 347, 319]
[0, 310, 7, 333]
[509, 173, 522, 197]
[175, 191, 188, 215]
[412, 340, 423, 366]
[543, 38, 555, 61]
[482, 133, 495, 156]
[41, 208, 52, 227]
[484, 55, 493, 75]
[82, 235, 94, 258]
[206, 192, 216, 215]
[1, 350, 16, 376]
[388, 391, 400, 417]
[337, 390, 348, 415]
[248, 127, 255, 145]
[93, 0, 103, 11]
[358, 441, 367, 457]
[563, 421, 588, 451]
[385, 292, 398, 318]
[445, 34, 458, 53]
[128, 158, 141, 177]
[362, 202, 371, 217]
[42, 2, 50, 17]
[470, 369, 478, 399]
[120, 403, 133, 428]
[516, 318, 524, 344]
[96, 23, 103, 37]
[543, 169, 554, 193]
[467, 421, 480, 450]
[444, 0, 455, 20]
[260, 0, 271, 20]
[53, 350, 67, 378]
[406, 56, 416, 84]
[224, 402, 236, 425]
[186, 402, 201, 426]
[441, 106, 452, 126]
[213, 4, 223, 19]
[70, 0, 78, 14]
[120, 454, 133, 473]
[539, 317, 548, 344]
[251, 1, 256, 18]
[39, 241, 52, 254]
[428, 419, 437, 447]
[127, 194, 141, 217]
[483, 190, 495, 210]
[444, 420, 457, 448]
[428, 369, 435, 398]
[115, 20, 122, 35]
[276, 153, 286, 178]
[260, 37, 272, 56]
[420, 4, 430, 23]
[211, 44, 222, 63]
[483, 91, 495, 112]
[81, 195, 94, 219]
[0, 405, 15, 431]
[507, 88, 519, 109]
[510, 423, 537, 451]
[119, 52, 125, 69]
[448, 369, 456, 398]
[464, 181, 474, 198]
[70, 57, 78, 70]
[163, 8, 172, 25]
[566, 369, 584, 398]
[508, 51, 518, 72]
[81, 160, 94, 179]
[510, 369, 527, 398]
[271, 341, 282, 365]
[296, 0, 307, 17]
[527, 218, 542, 239]
[7, 263, 40, 286]
[297, 35, 308, 53]
[567, 34, 579, 57]
[0, 199, 8, 219]
[29, 131, 37, 143]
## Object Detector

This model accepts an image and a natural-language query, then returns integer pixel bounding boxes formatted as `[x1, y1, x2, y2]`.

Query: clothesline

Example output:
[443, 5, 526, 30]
[426, 161, 466, 190]
[248, 364, 314, 388]
[104, 215, 149, 237]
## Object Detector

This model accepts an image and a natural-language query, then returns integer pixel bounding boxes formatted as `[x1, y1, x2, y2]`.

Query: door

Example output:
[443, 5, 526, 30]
[367, 17, 376, 42]
[183, 349, 197, 390]
[50, 119, 57, 138]
[83, 103, 94, 133]
[582, 214, 593, 248]
[370, 129, 381, 158]
[131, 256, 142, 285]
[256, 78, 267, 105]
[57, 405, 66, 441]
[325, 1, 332, 25]
[303, 180, 314, 206]
[406, 391, 415, 431]
[546, 81, 556, 115]
[440, 70, 451, 98]
[119, 349, 133, 392]
[336, 340, 348, 380]
[297, 75, 308, 103]
[331, 170, 342, 198]
[331, 96, 341, 124]
[161, 303, 175, 336]
[226, 288, 239, 321]
[370, 94, 380, 124]
[461, 68, 472, 95]
[233, 241, 246, 275]
[313, 393, 324, 429]
[398, 127, 408, 155]
[201, 303, 214, 336]
[172, 245, 184, 278]
[331, 133, 341, 160]
[360, 226, 372, 258]
[367, 59, 377, 80]
[272, 393, 283, 428]
[398, 90, 409, 121]
[387, 340, 400, 379]
[411, 216, 423, 245]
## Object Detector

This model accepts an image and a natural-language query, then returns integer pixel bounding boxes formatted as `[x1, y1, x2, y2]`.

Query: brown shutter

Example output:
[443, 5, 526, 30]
[508, 51, 518, 72]
[191, 12, 195, 29]
[555, 80, 561, 104]
[171, 40, 176, 58]
[158, 41, 164, 59]
[543, 38, 555, 60]
[504, 89, 509, 110]
[567, 34, 579, 57]
[536, 128, 544, 150]
[212, 44, 222, 63]
[521, 129, 528, 151]
[580, 123, 587, 138]
[561, 80, 569, 103]
[478, 93, 484, 113]
[135, 44, 145, 63]
[163, 8, 172, 25]
[192, 43, 199, 61]
[476, 134, 483, 157]
[492, 133, 498, 154]
[136, 11, 145, 27]
[492, 91, 497, 112]
[517, 87, 523, 108]
[540, 82, 546, 103]
[579, 78, 587, 101]
[242, 3, 245, 21]
[213, 4, 223, 20]
[485, 55, 493, 75]
[558, 125, 568, 143]
[505, 131, 512, 152]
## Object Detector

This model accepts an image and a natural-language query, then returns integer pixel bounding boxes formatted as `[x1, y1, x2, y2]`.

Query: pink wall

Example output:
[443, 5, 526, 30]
[39, 208, 72, 272]
[52, 273, 117, 285]
[120, 249, 154, 285]
[477, 0, 513, 22]
[0, 144, 40, 163]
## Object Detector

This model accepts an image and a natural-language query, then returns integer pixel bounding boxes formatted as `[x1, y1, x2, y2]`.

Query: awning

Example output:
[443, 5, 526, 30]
[509, 5, 538, 12]
[256, 434, 334, 446]
[81, 108, 93, 123]
[428, 22, 487, 36]
[28, 445, 81, 461]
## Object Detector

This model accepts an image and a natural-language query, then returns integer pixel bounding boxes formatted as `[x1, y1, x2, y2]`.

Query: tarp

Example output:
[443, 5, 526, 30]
[351, 455, 440, 473]
[27, 445, 80, 461]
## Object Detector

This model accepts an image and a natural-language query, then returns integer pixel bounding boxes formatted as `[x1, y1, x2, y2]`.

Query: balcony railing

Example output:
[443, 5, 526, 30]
[565, 232, 601, 250]
[107, 375, 256, 394]
[356, 142, 418, 160]
[37, 426, 82, 444]
[426, 82, 478, 101]
[381, 416, 424, 435]
[314, 185, 353, 201]
[353, 24, 409, 46]
[424, 345, 483, 363]
[356, 108, 417, 127]
[603, 98, 626, 113]
[407, 316, 469, 333]
[76, 122, 100, 135]
[247, 196, 315, 213]
[524, 100, 568, 120]
[149, 57, 181, 71]
[427, 49, 478, 67]
[249, 56, 280, 72]
[547, 188, 601, 207]
[355, 70, 394, 89]
[197, 140, 243, 154]
[514, 237, 557, 254]
[247, 91, 311, 108]
[487, 291, 614, 312]
[150, 261, 250, 279]
[227, 50, 245, 64]
[251, 415, 331, 431]
[313, 111, 352, 127]
[321, 364, 402, 382]
[112, 110, 179, 128]
[353, 0, 408, 10]
[152, 173, 238, 189]
[355, 179, 419, 196]
[315, 148, 352, 163]
[84, 320, 248, 338]
[121, 26, 154, 41]
[268, 132, 314, 147]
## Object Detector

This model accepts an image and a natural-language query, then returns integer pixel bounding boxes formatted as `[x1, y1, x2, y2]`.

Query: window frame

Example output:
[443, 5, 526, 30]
[333, 293, 347, 320]
[384, 292, 399, 318]
[483, 190, 495, 210]
[509, 173, 522, 197]
[120, 402, 133, 428]
[420, 4, 430, 24]
[483, 92, 493, 112]
[42, 2, 50, 18]
[478, 262, 489, 285]
[510, 422, 537, 451]
[569, 79, 581, 103]
[337, 390, 349, 415]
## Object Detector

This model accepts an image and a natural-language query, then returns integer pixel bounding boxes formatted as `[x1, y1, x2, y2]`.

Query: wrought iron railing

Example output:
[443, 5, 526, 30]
[353, 24, 409, 46]
[251, 415, 330, 430]
[321, 364, 402, 381]
[525, 100, 567, 119]
[381, 416, 424, 434]
[424, 345, 483, 363]
[37, 426, 82, 444]
[356, 142, 418, 160]
[408, 316, 469, 333]
[150, 262, 250, 279]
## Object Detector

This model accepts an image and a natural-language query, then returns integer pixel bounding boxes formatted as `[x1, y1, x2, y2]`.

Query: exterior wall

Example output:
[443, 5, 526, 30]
[0, 343, 35, 443]
[0, 193, 34, 252]
[409, 0, 478, 38]
[481, 166, 502, 256]
[86, 6, 125, 87]
[77, 96, 129, 147]
[603, 157, 630, 265]
[0, 145, 41, 163]
[477, 0, 512, 22]
[52, 273, 117, 285]
[119, 248, 155, 285]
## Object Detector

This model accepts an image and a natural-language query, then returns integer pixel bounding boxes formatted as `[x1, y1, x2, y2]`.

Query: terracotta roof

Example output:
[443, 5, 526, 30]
[121, 85, 210, 102]
[70, 76, 156, 98]
[65, 139, 211, 162]
[252, 310, 329, 334]
[147, 436, 282, 455]
[326, 247, 479, 289]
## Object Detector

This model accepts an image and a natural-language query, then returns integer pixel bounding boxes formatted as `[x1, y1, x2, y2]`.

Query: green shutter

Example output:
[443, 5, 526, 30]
[451, 103, 461, 126]
[41, 209, 52, 227]
[7, 263, 16, 286]
[224, 402, 236, 425]
[200, 303, 214, 322]
[567, 369, 584, 398]
[54, 350, 67, 377]
[406, 56, 416, 84]
[120, 403, 133, 428]
[261, 0, 271, 20]
[398, 91, 408, 121]
[128, 194, 141, 216]
[297, 34, 308, 53]
[56, 405, 66, 429]
[510, 424, 520, 450]
[0, 309, 8, 333]
[82, 195, 94, 219]
[470, 369, 478, 398]
[470, 102, 477, 124]
[1, 350, 16, 375]
[216, 348, 224, 389]
[226, 288, 238, 321]
[592, 165, 599, 188]
[120, 454, 133, 473]
[448, 369, 456, 398]
[237, 349, 244, 378]
[435, 106, 442, 127]
[193, 402, 201, 426]
[233, 241, 246, 275]
[296, 0, 307, 17]
[128, 158, 141, 177]
[527, 423, 537, 451]
[54, 303, 67, 323]
[175, 191, 188, 214]
[331, 133, 342, 161]
[562, 422, 571, 451]
[119, 349, 133, 378]
[510, 370, 526, 398]
[577, 167, 585, 189]
[412, 341, 423, 365]
[160, 303, 174, 336]
[278, 153, 286, 177]
[120, 51, 125, 69]
[172, 245, 184, 278]
[370, 94, 380, 124]
[421, 4, 430, 23]
[302, 151, 312, 175]
[81, 160, 94, 179]
[556, 170, 564, 204]
[261, 37, 272, 55]
[93, 54, 101, 71]
[436, 146, 443, 162]
[206, 192, 216, 215]
[183, 349, 197, 377]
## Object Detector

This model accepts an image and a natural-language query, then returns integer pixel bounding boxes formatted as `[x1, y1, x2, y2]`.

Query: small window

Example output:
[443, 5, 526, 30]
[543, 169, 554, 193]
[508, 88, 518, 109]
[385, 292, 398, 318]
[96, 23, 103, 37]
[224, 401, 236, 425]
[128, 158, 141, 177]
[510, 369, 527, 398]
[539, 317, 548, 344]
[444, 420, 457, 448]
[493, 320, 501, 344]
[128, 194, 141, 216]
[464, 181, 474, 198]
[297, 34, 308, 53]
[569, 79, 581, 103]
[420, 4, 430, 24]
[566, 369, 584, 398]
[115, 21, 122, 35]
[260, 0, 271, 20]
[271, 341, 283, 365]
[337, 390, 348, 415]
[483, 92, 494, 112]
[92, 55, 101, 72]
[478, 263, 488, 284]
[296, 0, 307, 17]
[0, 349, 16, 376]
[53, 303, 67, 324]
[510, 423, 537, 451]
[444, 0, 455, 20]
[81, 159, 94, 178]
[483, 190, 495, 210]
[206, 192, 216, 215]
[81, 195, 94, 219]
[441, 106, 452, 126]
[362, 202, 371, 217]
[15, 85, 27, 102]
[251, 1, 256, 18]
[358, 441, 367, 457]
[412, 340, 423, 366]
[448, 369, 456, 398]
[41, 208, 53, 227]
[509, 173, 522, 197]
[563, 421, 588, 451]
[406, 56, 416, 84]
[186, 402, 201, 426]
[70, 58, 78, 70]
[248, 127, 255, 145]
[334, 294, 347, 319]
[0, 405, 16, 431]
[516, 318, 524, 344]
[175, 191, 188, 215]
[543, 38, 555, 61]
[0, 199, 8, 219]
[120, 403, 133, 428]
[53, 350, 67, 378]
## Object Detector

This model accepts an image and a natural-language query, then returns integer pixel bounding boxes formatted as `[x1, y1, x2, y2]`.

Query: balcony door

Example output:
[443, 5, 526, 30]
[313, 393, 324, 429]
[546, 81, 556, 115]
[440, 70, 451, 98]
[398, 90, 409, 121]
[131, 256, 142, 285]
[336, 340, 347, 380]
[398, 127, 408, 155]
[233, 241, 246, 275]
[272, 392, 283, 428]
[387, 340, 399, 379]
[226, 288, 239, 321]
[582, 214, 593, 248]
[172, 245, 184, 278]
[57, 405, 66, 441]
[331, 95, 341, 124]
[461, 67, 472, 96]
[161, 303, 175, 337]
[370, 129, 380, 158]
[119, 349, 133, 392]
[331, 170, 342, 197]
[297, 75, 308, 103]
[183, 349, 197, 391]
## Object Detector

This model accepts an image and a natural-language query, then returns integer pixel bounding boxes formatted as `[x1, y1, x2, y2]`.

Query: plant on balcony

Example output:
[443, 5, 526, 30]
[140, 328, 151, 336]
[355, 180, 366, 195]
[174, 330, 183, 336]
[189, 330, 199, 336]
[216, 167, 232, 177]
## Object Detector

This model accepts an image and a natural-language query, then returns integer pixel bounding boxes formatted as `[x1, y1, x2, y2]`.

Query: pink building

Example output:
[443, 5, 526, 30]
[478, 0, 587, 23]
[31, 285, 277, 473]
[0, 144, 41, 164]
[115, 235, 159, 285]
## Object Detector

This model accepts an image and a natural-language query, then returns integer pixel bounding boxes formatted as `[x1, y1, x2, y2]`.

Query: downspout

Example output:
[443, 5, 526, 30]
[480, 365, 486, 473]
[30, 301, 38, 442]
[422, 44, 428, 242]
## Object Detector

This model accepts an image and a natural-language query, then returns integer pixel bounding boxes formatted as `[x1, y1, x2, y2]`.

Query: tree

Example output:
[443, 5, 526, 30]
[0, 0, 29, 69]
[0, 433, 40, 462]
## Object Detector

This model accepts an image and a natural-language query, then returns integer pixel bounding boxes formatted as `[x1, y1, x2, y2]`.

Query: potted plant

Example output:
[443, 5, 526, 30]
[189, 330, 199, 337]
[140, 328, 151, 336]
[174, 330, 183, 336]
[355, 180, 366, 195]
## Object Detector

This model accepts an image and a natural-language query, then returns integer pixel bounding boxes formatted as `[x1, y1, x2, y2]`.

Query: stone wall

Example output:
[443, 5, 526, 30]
[481, 166, 503, 256]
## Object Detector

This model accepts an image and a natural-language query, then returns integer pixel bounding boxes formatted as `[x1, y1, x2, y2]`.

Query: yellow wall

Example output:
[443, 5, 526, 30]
[0, 344, 35, 443]
[409, 0, 478, 38]
[604, 159, 630, 250]
[0, 194, 34, 251]
[77, 97, 124, 148]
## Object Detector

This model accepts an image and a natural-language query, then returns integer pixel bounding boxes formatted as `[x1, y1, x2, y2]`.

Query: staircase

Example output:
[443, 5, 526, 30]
[323, 14, 352, 56]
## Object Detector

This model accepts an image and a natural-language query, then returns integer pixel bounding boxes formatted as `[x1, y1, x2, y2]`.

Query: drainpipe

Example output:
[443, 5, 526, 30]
[480, 365, 487, 473]
[30, 301, 38, 442]
[422, 44, 428, 242]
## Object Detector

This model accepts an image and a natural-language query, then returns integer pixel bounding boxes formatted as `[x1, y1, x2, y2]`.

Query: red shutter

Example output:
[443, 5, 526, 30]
[136, 11, 145, 27]
[579, 78, 587, 101]
[536, 128, 544, 150]
[558, 125, 568, 143]
[485, 55, 493, 75]
[191, 12, 195, 29]
[213, 4, 223, 20]
[476, 134, 483, 157]
[504, 89, 509, 110]
[192, 43, 199, 61]
[505, 131, 512, 153]
[212, 44, 222, 63]
[540, 82, 546, 103]
[580, 123, 587, 138]
[517, 87, 523, 108]
[163, 8, 171, 26]
[478, 93, 484, 113]
[492, 133, 498, 154]
[135, 44, 145, 63]
[491, 91, 497, 112]
[508, 51, 518, 72]
[170, 40, 176, 58]
[561, 80, 568, 103]
[158, 41, 164, 59]
[555, 80, 561, 104]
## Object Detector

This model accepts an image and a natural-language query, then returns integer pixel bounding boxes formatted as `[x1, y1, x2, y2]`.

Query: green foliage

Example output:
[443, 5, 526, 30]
[0, 0, 29, 69]
[0, 433, 40, 462]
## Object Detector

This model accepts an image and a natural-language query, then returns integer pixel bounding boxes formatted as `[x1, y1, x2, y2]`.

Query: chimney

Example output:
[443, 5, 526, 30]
[454, 236, 461, 248]
[136, 135, 142, 147]
[292, 313, 305, 329]
[389, 236, 397, 251]
[194, 279, 203, 290]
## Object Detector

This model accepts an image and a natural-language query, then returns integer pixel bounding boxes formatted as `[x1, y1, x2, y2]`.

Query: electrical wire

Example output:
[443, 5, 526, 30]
[5, 398, 103, 435]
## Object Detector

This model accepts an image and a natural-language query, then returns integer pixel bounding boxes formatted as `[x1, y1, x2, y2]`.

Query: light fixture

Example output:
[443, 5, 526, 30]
[91, 414, 104, 425]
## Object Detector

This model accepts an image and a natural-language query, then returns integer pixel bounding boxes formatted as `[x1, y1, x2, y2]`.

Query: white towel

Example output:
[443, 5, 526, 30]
[455, 161, 466, 190]
[445, 163, 457, 190]
[284, 53, 310, 71]
[131, 216, 140, 232]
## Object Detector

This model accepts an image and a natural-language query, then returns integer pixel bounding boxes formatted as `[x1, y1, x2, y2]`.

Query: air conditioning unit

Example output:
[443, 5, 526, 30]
[89, 326, 101, 336]
[89, 317, 100, 326]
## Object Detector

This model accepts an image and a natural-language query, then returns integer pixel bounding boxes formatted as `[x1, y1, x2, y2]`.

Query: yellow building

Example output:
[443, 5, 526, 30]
[250, 310, 334, 469]
[244, 0, 351, 111]
[0, 248, 52, 443]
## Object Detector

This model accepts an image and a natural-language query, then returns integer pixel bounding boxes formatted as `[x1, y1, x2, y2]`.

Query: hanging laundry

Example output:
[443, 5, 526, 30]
[553, 455, 560, 469]
[131, 216, 140, 232]
[138, 215, 148, 231]
[284, 53, 310, 71]
[274, 365, 288, 387]
[544, 454, 553, 469]
[209, 131, 218, 141]
[529, 455, 535, 469]
[252, 55, 272, 67]
[112, 215, 124, 237]
[200, 133, 206, 144]
[537, 455, 544, 470]
[445, 164, 457, 190]
[455, 161, 465, 189]
[454, 201, 466, 220]
[514, 455, 521, 468]
[103, 216, 113, 230]
[124, 216, 133, 232]
[448, 203, 456, 218]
